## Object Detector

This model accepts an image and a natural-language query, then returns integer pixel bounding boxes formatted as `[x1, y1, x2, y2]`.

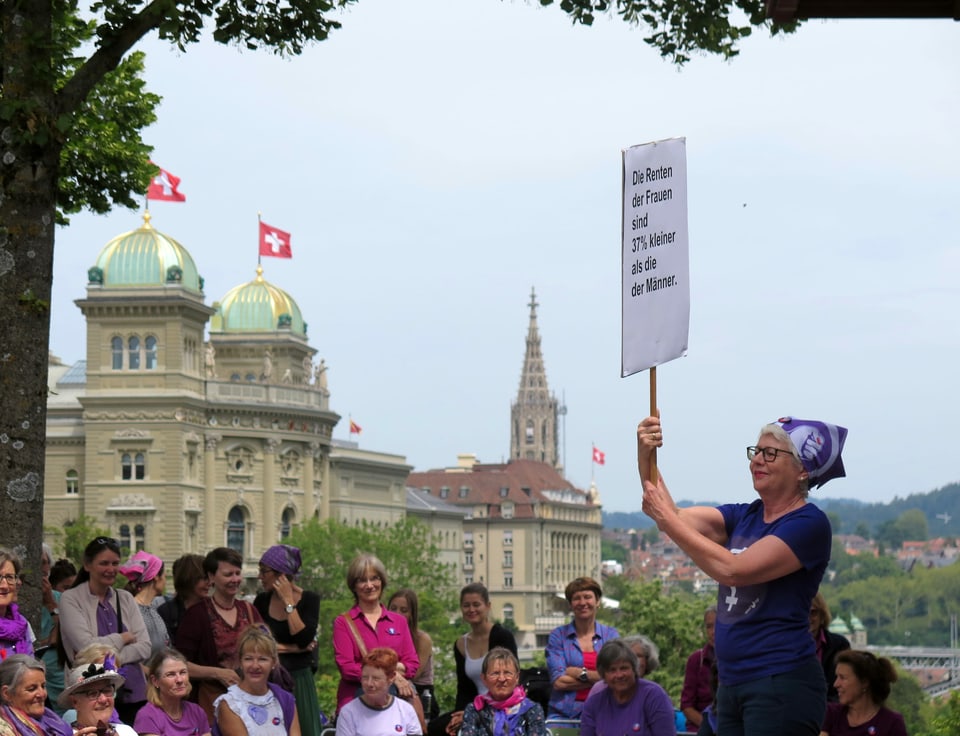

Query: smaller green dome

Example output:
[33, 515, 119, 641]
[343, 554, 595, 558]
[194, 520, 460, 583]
[93, 213, 201, 292]
[211, 265, 306, 336]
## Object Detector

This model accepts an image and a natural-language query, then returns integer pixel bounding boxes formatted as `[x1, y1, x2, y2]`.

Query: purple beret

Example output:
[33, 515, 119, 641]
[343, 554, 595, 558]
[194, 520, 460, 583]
[260, 544, 301, 577]
[772, 416, 848, 489]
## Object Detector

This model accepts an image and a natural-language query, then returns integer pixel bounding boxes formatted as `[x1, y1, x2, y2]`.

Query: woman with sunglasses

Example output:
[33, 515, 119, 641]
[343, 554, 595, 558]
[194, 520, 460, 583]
[60, 537, 151, 724]
[58, 657, 137, 736]
[638, 414, 848, 736]
[0, 550, 32, 657]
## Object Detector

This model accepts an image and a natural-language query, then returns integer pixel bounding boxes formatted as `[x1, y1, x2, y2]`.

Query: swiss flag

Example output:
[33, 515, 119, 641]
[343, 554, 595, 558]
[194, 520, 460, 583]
[592, 446, 605, 465]
[349, 420, 362, 435]
[146, 165, 186, 202]
[259, 221, 292, 258]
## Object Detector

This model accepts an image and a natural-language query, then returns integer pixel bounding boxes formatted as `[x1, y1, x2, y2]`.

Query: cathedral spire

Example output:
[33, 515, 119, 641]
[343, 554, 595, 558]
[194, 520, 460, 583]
[510, 287, 560, 468]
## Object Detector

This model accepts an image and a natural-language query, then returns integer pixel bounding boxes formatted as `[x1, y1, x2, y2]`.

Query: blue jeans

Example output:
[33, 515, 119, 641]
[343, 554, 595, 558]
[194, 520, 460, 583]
[717, 657, 826, 736]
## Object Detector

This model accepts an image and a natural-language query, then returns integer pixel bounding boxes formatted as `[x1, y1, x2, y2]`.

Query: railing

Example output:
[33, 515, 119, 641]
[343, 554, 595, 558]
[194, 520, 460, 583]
[206, 380, 330, 411]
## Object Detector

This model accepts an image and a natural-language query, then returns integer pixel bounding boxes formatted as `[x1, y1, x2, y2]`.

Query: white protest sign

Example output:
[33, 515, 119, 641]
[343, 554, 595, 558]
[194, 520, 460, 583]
[621, 137, 690, 377]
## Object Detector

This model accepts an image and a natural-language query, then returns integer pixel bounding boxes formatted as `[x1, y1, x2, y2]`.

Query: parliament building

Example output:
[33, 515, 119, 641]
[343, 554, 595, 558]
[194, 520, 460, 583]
[43, 217, 602, 640]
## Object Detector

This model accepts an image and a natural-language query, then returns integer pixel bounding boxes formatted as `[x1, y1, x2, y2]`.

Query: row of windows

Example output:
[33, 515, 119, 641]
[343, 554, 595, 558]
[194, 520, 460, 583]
[226, 506, 297, 552]
[111, 335, 159, 370]
[464, 550, 513, 567]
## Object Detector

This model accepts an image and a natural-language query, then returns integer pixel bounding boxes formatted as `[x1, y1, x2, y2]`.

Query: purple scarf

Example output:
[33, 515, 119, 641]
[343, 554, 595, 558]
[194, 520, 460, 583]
[0, 705, 73, 736]
[473, 686, 528, 736]
[0, 604, 33, 656]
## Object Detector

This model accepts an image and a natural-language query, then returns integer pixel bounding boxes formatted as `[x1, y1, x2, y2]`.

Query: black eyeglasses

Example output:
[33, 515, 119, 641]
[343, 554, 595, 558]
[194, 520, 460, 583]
[746, 446, 795, 463]
[93, 537, 121, 551]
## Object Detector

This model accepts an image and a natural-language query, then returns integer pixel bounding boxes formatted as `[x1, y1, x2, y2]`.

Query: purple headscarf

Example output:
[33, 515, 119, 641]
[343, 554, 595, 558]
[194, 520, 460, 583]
[260, 545, 302, 577]
[772, 416, 848, 489]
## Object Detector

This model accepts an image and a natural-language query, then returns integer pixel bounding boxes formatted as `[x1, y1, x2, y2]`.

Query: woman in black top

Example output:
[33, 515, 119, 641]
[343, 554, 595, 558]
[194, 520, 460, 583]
[254, 544, 322, 736]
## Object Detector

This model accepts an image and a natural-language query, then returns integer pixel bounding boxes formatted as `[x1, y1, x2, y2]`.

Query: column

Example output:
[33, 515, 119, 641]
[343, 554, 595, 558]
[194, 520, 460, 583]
[203, 433, 221, 550]
[262, 438, 279, 551]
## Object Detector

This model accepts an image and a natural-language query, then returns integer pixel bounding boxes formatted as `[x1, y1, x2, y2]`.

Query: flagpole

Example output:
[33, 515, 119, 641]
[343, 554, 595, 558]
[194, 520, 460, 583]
[591, 443, 595, 484]
[257, 211, 262, 267]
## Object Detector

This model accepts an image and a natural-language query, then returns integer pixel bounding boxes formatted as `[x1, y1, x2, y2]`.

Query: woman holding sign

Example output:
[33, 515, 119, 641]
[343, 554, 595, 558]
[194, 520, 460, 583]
[637, 414, 847, 736]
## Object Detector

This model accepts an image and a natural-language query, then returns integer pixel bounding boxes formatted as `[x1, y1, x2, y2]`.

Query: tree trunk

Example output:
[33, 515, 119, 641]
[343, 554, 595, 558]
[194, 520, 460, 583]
[1, 0, 60, 630]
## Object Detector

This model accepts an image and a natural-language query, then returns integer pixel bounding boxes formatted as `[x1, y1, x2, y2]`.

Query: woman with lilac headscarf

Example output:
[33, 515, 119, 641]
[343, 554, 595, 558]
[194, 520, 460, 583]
[254, 545, 322, 736]
[638, 413, 848, 736]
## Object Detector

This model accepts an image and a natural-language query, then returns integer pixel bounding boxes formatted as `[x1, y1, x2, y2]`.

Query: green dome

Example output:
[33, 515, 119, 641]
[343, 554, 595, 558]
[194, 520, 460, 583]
[211, 265, 306, 336]
[92, 213, 201, 292]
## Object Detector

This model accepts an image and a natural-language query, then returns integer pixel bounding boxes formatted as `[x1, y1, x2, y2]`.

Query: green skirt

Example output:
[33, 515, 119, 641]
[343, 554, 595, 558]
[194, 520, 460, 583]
[290, 665, 326, 736]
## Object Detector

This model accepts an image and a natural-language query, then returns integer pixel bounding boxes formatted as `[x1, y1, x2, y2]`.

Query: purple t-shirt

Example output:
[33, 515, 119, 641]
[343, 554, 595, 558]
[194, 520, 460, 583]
[715, 500, 831, 685]
[579, 678, 676, 736]
[133, 701, 211, 736]
[822, 703, 907, 736]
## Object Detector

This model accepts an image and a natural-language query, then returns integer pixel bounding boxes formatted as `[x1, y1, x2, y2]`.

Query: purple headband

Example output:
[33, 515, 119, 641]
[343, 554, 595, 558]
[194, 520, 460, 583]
[118, 550, 163, 584]
[772, 416, 848, 489]
[260, 544, 301, 577]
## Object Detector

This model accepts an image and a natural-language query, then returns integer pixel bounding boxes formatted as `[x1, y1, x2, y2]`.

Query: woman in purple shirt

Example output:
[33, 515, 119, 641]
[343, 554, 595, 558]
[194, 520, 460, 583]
[639, 414, 848, 736]
[579, 640, 675, 736]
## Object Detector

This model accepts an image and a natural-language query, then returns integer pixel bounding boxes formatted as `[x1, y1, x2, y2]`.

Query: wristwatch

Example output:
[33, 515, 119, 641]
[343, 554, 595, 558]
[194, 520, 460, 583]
[285, 603, 296, 614]
[578, 667, 588, 683]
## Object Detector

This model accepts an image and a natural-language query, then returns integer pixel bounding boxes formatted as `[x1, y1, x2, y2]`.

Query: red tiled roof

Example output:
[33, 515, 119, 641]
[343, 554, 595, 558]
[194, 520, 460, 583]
[408, 459, 590, 510]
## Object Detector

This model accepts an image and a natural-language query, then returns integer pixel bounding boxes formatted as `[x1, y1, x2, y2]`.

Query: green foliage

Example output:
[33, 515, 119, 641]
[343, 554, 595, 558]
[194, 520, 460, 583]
[286, 517, 460, 713]
[57, 50, 159, 223]
[828, 545, 903, 587]
[538, 0, 798, 65]
[599, 576, 709, 702]
[826, 558, 960, 646]
[923, 691, 960, 736]
[601, 537, 629, 564]
[887, 667, 930, 736]
[44, 515, 110, 563]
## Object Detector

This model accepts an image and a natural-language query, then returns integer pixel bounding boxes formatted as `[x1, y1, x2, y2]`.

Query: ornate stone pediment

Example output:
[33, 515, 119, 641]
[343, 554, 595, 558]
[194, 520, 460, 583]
[107, 493, 156, 511]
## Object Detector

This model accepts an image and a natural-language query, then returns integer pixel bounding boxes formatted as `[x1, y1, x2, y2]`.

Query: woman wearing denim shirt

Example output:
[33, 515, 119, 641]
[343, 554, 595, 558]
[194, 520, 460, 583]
[544, 577, 619, 720]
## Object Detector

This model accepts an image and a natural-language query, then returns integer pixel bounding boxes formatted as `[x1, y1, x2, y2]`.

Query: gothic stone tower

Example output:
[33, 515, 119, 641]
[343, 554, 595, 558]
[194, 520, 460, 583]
[510, 287, 559, 469]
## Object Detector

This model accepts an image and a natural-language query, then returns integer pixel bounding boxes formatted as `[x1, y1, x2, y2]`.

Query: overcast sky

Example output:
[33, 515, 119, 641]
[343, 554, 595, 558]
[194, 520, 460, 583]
[51, 2, 959, 512]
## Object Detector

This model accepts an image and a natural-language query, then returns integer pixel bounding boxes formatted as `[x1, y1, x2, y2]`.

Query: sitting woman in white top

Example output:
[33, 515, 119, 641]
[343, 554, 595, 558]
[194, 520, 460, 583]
[336, 648, 422, 736]
[214, 626, 300, 736]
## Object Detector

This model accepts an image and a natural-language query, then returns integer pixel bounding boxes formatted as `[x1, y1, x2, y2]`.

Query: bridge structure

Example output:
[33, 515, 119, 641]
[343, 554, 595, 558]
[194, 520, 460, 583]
[869, 645, 960, 696]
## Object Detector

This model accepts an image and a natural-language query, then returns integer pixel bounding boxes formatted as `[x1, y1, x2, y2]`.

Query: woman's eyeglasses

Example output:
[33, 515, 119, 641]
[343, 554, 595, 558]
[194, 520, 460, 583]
[746, 446, 795, 463]
[0, 574, 20, 586]
[80, 686, 115, 700]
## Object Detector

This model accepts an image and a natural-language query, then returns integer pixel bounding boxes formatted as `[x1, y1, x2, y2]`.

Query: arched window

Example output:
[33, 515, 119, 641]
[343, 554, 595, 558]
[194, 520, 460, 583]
[128, 336, 141, 369]
[134, 524, 146, 552]
[144, 336, 158, 370]
[119, 524, 131, 551]
[503, 603, 515, 623]
[227, 506, 246, 554]
[525, 419, 535, 445]
[65, 469, 79, 495]
[121, 452, 145, 481]
[280, 508, 295, 539]
[111, 337, 124, 370]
